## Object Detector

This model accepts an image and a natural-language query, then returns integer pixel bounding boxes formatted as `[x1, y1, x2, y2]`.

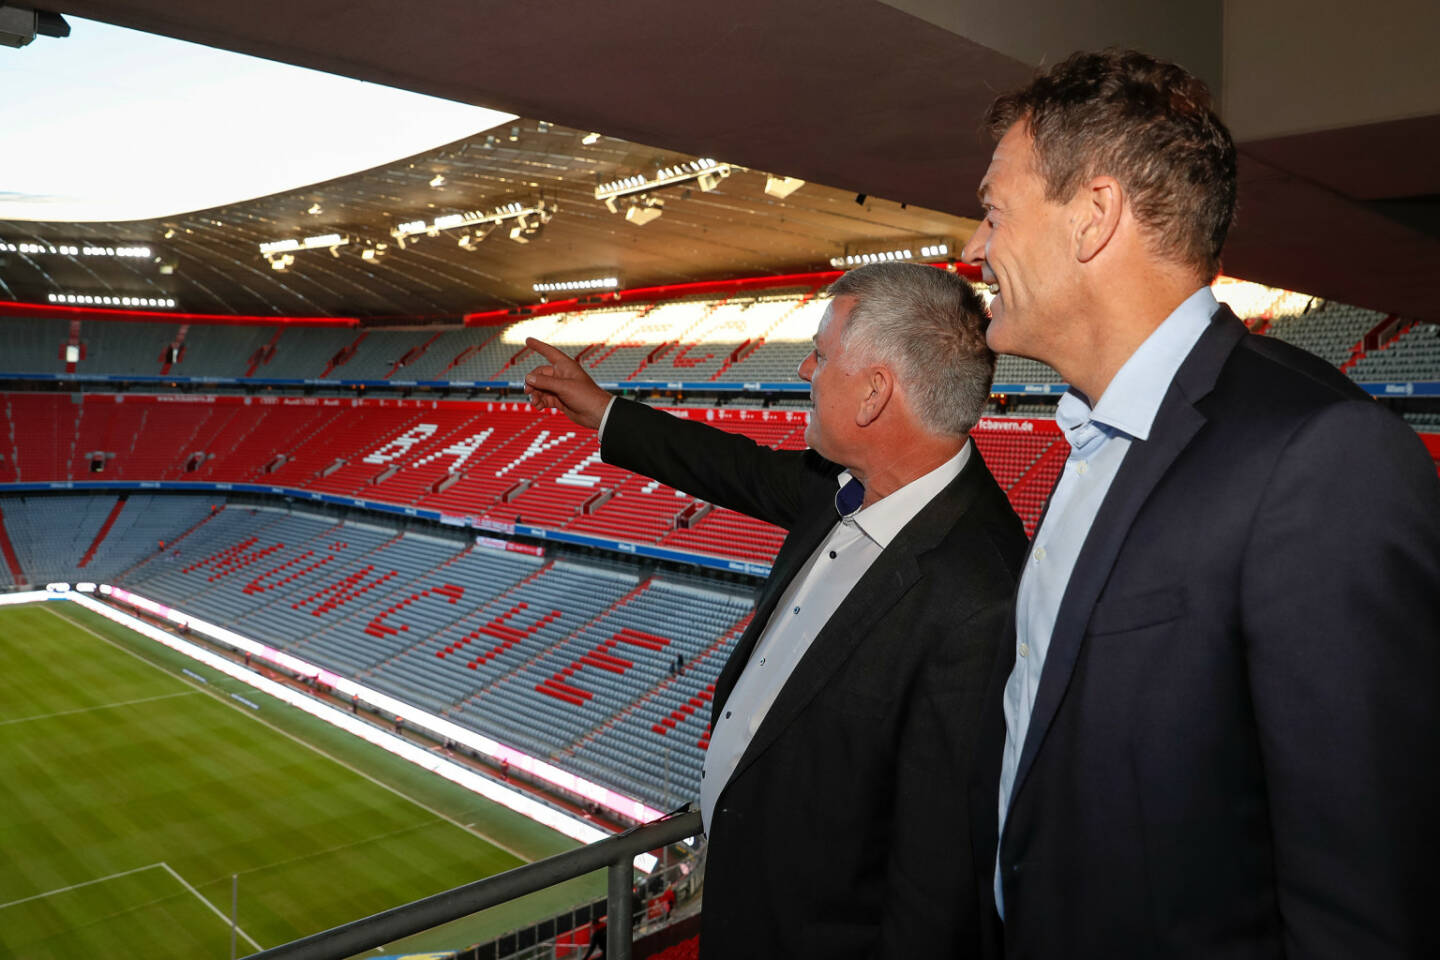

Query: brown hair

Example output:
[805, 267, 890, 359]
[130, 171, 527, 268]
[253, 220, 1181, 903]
[986, 49, 1236, 281]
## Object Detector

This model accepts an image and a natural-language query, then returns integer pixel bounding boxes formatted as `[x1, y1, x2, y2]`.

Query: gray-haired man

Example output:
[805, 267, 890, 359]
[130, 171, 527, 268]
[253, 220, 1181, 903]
[526, 262, 1025, 959]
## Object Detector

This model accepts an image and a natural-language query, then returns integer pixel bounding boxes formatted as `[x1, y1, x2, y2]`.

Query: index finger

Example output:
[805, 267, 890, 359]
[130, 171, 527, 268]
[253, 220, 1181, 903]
[525, 337, 572, 366]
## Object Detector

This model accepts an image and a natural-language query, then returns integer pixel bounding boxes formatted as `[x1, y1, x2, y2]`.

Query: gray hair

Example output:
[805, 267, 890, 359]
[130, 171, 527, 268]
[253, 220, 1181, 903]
[827, 262, 994, 437]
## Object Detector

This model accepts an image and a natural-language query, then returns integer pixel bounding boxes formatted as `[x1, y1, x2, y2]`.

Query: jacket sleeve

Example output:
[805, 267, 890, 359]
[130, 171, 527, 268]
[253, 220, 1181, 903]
[1241, 400, 1440, 957]
[600, 398, 839, 531]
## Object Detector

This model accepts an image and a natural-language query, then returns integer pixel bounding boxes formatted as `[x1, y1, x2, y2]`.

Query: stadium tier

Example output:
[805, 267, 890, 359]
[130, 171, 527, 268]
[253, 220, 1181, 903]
[0, 392, 1076, 558]
[5, 279, 1435, 393]
[0, 288, 834, 388]
[1349, 320, 1440, 383]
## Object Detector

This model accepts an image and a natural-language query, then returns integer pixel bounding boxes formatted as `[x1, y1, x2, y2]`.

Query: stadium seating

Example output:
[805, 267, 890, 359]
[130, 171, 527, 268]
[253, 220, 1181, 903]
[103, 504, 753, 809]
[1349, 321, 1440, 382]
[0, 390, 1105, 551]
[993, 354, 1063, 385]
[4, 280, 1435, 395]
[0, 492, 220, 584]
[1265, 300, 1385, 368]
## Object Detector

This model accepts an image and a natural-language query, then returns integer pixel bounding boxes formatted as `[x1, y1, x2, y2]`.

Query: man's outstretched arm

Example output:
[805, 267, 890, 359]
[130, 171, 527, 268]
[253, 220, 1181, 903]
[524, 337, 833, 530]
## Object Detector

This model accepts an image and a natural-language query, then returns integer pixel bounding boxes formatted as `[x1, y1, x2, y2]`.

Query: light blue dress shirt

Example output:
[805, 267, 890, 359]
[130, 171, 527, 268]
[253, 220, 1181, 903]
[994, 286, 1218, 917]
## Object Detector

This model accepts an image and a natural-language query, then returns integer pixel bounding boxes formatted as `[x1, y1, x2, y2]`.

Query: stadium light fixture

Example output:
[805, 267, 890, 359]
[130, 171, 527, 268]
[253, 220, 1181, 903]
[581, 131, 602, 145]
[596, 157, 732, 210]
[258, 233, 349, 256]
[390, 199, 554, 246]
[625, 203, 664, 226]
[764, 174, 806, 199]
[532, 275, 621, 294]
[828, 237, 954, 269]
[47, 292, 176, 308]
[0, 240, 151, 258]
[429, 173, 446, 188]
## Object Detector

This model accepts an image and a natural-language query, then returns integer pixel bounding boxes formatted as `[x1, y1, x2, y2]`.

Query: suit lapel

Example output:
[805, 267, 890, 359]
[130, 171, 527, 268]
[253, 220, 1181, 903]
[723, 455, 989, 789]
[1007, 308, 1247, 807]
[710, 507, 836, 726]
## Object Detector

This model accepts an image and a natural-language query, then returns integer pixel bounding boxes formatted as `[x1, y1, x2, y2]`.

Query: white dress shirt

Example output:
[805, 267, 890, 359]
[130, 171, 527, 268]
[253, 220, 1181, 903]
[994, 286, 1217, 916]
[696, 442, 972, 831]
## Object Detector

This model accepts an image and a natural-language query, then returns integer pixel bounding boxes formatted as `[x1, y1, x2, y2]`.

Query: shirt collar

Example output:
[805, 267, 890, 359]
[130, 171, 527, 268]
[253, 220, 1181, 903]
[834, 440, 972, 549]
[1080, 286, 1217, 442]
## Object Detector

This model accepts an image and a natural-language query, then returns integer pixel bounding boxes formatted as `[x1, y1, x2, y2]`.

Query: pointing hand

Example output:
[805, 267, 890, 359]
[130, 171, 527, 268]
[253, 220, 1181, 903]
[524, 337, 612, 430]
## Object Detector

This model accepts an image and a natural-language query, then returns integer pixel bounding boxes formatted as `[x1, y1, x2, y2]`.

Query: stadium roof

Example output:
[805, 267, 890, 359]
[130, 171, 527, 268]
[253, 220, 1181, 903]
[7, 0, 1440, 322]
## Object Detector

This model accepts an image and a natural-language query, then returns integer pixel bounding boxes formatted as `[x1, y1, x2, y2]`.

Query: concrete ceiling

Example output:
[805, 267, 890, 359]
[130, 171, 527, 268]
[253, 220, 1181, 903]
[20, 0, 1440, 320]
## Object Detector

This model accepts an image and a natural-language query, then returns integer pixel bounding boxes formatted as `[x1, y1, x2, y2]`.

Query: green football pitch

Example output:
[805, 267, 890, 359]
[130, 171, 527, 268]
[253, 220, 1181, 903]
[0, 602, 605, 959]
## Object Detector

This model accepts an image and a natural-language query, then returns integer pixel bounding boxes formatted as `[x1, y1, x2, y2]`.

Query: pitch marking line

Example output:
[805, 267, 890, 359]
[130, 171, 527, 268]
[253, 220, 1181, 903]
[0, 860, 262, 950]
[0, 862, 162, 910]
[160, 861, 262, 952]
[230, 820, 437, 882]
[49, 606, 535, 862]
[0, 690, 197, 728]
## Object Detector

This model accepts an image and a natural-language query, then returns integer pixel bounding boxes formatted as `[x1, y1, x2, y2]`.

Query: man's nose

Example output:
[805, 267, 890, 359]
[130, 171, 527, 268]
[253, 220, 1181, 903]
[797, 350, 816, 382]
[960, 222, 988, 267]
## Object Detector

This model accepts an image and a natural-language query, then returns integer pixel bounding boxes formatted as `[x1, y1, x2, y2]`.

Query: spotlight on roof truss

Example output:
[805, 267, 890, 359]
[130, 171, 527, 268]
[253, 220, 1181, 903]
[0, 7, 70, 49]
[764, 175, 806, 200]
[828, 237, 954, 269]
[390, 199, 554, 246]
[622, 195, 664, 226]
[258, 233, 349, 256]
[532, 275, 621, 295]
[597, 158, 733, 211]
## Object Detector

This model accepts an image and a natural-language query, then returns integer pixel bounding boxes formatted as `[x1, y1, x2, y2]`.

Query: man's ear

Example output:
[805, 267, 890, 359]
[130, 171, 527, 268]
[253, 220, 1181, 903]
[856, 367, 893, 427]
[1075, 175, 1122, 263]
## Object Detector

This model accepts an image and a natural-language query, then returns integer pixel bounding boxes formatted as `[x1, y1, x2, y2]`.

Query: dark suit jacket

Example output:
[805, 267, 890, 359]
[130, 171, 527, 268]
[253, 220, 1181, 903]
[602, 399, 1026, 959]
[970, 307, 1440, 959]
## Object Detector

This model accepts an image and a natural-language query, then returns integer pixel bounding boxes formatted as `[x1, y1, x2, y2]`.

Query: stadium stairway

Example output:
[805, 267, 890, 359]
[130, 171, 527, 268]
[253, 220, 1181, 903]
[76, 495, 127, 568]
[0, 505, 25, 585]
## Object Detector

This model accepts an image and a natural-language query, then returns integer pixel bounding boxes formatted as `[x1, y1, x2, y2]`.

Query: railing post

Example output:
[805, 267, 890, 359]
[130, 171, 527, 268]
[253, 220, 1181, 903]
[239, 809, 701, 960]
[607, 856, 633, 960]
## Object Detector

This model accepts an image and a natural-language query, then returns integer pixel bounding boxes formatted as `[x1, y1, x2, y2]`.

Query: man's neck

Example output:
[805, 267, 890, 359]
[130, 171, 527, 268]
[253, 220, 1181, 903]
[1062, 271, 1206, 403]
[851, 435, 966, 508]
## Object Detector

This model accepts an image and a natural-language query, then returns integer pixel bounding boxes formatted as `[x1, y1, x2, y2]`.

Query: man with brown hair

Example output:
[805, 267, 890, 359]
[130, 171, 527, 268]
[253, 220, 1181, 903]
[526, 262, 1025, 957]
[963, 49, 1440, 958]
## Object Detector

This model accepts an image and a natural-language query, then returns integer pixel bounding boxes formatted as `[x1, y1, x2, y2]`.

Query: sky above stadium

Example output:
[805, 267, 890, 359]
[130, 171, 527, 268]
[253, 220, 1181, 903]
[0, 18, 515, 223]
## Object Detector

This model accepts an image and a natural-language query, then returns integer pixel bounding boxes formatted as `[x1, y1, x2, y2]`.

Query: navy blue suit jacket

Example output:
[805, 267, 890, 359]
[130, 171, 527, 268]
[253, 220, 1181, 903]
[971, 307, 1440, 958]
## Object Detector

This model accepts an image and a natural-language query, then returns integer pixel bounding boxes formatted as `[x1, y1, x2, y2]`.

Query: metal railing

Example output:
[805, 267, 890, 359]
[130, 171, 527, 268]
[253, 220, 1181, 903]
[241, 809, 702, 960]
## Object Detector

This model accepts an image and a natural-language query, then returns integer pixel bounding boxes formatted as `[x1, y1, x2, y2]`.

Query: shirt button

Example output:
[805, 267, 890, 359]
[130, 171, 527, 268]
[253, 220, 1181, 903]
[1033, 546, 1047, 562]
[725, 710, 732, 719]
[828, 550, 837, 559]
[758, 657, 766, 666]
[792, 606, 800, 615]
[1018, 642, 1029, 658]
[1076, 461, 1089, 475]
[701, 770, 706, 779]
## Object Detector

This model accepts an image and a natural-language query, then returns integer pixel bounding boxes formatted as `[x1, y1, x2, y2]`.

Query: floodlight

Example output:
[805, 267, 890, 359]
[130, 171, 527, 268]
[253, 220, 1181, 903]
[626, 203, 663, 226]
[764, 175, 805, 199]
